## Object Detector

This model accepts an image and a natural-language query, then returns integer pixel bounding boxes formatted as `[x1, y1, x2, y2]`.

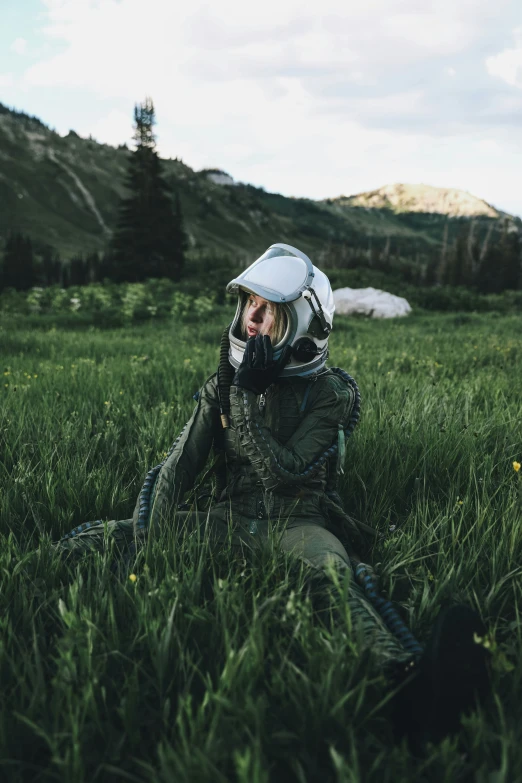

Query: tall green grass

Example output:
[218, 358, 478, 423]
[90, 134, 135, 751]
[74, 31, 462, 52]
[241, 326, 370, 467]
[1, 312, 521, 782]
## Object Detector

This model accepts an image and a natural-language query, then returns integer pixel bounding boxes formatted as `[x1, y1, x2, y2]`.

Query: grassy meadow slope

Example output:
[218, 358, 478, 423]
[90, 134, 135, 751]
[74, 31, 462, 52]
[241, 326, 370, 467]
[1, 104, 519, 268]
[0, 312, 520, 781]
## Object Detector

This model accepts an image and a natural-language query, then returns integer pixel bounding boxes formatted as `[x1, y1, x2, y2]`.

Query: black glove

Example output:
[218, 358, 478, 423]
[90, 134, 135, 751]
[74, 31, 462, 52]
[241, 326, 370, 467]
[233, 335, 293, 395]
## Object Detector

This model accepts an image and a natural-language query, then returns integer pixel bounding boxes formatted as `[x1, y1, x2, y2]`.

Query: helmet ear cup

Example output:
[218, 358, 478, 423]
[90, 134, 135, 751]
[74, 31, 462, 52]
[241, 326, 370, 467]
[291, 337, 319, 363]
[308, 314, 330, 340]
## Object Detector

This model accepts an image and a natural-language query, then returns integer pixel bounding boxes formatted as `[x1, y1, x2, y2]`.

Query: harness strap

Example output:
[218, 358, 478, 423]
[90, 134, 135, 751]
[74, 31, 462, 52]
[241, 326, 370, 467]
[299, 381, 313, 413]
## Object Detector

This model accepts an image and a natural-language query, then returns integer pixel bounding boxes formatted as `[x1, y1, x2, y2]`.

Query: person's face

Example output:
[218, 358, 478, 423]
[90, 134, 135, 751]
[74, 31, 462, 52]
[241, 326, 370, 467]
[245, 293, 275, 338]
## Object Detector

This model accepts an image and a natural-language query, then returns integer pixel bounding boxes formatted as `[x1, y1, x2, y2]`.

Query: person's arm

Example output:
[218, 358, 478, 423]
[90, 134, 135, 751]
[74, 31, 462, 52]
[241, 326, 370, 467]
[229, 374, 354, 491]
[133, 374, 220, 532]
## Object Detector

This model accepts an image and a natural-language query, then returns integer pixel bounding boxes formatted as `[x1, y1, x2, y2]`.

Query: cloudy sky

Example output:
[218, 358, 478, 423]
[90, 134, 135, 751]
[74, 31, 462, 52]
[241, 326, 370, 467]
[2, 0, 522, 216]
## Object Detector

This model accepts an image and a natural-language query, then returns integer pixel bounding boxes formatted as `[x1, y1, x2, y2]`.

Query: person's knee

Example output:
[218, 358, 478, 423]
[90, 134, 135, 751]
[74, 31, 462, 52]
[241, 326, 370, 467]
[281, 523, 352, 571]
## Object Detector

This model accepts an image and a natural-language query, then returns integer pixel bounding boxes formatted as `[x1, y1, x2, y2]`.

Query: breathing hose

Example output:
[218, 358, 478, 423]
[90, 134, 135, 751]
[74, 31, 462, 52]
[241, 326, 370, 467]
[353, 562, 424, 658]
[217, 323, 235, 428]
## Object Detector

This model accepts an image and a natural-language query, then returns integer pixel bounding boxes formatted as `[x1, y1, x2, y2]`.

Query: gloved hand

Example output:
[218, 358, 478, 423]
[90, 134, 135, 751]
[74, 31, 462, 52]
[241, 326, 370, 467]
[233, 334, 293, 395]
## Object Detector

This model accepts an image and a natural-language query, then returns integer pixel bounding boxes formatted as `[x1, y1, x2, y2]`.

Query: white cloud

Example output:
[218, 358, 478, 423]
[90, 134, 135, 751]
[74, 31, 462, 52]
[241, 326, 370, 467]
[0, 73, 14, 87]
[25, 0, 510, 95]
[10, 38, 28, 55]
[446, 67, 456, 77]
[474, 139, 502, 155]
[381, 11, 473, 52]
[76, 109, 134, 147]
[486, 27, 522, 88]
[339, 89, 426, 120]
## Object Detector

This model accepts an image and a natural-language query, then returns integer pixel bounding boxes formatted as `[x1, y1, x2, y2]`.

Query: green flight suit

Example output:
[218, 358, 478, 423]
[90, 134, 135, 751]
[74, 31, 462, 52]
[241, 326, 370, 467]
[55, 369, 409, 663]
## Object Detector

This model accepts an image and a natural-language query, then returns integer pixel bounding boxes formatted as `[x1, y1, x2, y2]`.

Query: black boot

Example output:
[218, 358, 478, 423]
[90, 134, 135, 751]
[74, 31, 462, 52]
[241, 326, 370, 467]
[392, 604, 491, 749]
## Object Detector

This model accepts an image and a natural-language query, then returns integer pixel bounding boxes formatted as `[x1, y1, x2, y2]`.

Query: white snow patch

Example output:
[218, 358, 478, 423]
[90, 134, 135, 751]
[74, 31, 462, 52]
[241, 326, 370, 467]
[206, 172, 238, 186]
[333, 287, 412, 319]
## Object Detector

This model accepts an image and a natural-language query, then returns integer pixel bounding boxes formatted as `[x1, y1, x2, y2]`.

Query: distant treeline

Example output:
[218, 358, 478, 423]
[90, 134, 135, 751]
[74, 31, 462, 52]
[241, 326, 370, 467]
[1, 235, 121, 289]
[321, 217, 521, 294]
[1, 98, 521, 296]
[2, 216, 521, 296]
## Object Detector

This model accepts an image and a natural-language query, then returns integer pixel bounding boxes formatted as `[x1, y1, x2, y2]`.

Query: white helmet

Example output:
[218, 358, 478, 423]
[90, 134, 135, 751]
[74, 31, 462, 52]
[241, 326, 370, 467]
[226, 243, 335, 377]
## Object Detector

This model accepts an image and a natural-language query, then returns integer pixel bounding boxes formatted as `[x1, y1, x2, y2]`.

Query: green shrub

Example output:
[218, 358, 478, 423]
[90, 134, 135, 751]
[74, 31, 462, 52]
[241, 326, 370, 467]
[3, 277, 520, 327]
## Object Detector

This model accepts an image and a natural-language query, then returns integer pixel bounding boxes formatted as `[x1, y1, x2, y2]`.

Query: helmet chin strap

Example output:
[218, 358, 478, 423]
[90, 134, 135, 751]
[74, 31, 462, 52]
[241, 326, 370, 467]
[302, 288, 332, 336]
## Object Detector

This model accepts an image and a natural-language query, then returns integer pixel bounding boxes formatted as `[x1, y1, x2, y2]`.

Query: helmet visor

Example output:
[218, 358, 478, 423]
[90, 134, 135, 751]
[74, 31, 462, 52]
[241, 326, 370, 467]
[227, 243, 314, 303]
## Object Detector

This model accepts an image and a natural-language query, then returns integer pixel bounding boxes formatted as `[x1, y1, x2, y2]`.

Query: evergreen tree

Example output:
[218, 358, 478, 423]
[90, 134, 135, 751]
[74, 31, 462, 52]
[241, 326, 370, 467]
[70, 254, 88, 286]
[62, 261, 71, 289]
[41, 244, 61, 286]
[448, 223, 473, 287]
[86, 251, 101, 283]
[110, 97, 186, 282]
[497, 222, 521, 291]
[2, 233, 34, 290]
[477, 221, 521, 293]
[99, 251, 115, 282]
[436, 221, 449, 284]
[172, 191, 188, 273]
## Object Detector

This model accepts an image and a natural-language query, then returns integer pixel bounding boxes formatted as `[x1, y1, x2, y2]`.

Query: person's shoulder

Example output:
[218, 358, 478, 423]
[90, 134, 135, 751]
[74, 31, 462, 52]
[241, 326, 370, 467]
[316, 367, 358, 396]
[194, 372, 218, 404]
[307, 367, 357, 411]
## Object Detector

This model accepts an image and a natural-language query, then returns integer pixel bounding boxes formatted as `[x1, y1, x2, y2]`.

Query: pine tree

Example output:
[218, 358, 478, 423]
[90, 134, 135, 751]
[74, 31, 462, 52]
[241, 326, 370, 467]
[70, 254, 88, 286]
[110, 97, 186, 282]
[448, 223, 473, 287]
[497, 222, 521, 291]
[476, 221, 521, 293]
[99, 251, 115, 282]
[172, 191, 188, 272]
[86, 251, 101, 283]
[2, 233, 34, 290]
[41, 244, 61, 286]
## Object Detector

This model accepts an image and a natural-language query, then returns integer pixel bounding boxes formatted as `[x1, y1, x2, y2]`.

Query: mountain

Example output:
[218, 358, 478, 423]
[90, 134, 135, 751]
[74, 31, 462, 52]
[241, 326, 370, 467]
[0, 103, 519, 267]
[340, 183, 505, 219]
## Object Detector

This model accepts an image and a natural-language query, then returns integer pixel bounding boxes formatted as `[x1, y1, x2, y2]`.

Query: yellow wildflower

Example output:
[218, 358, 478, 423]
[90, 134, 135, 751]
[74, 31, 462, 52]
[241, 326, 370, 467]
[473, 632, 490, 649]
[129, 573, 137, 583]
[514, 461, 521, 473]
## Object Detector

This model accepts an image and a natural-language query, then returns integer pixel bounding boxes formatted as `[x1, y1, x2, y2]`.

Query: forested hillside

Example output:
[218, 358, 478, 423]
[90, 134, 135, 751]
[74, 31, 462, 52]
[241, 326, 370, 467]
[0, 102, 520, 294]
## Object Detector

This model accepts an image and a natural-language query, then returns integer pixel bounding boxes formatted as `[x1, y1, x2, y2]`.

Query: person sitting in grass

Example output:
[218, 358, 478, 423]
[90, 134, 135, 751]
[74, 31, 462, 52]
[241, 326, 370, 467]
[54, 242, 490, 747]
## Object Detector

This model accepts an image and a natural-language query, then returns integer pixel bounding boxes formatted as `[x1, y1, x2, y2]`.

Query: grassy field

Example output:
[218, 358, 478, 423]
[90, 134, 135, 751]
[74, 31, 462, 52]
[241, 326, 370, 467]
[1, 311, 521, 782]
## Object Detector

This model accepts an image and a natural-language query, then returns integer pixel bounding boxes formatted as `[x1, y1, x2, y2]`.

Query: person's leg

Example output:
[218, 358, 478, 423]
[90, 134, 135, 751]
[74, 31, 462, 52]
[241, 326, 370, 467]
[278, 520, 412, 664]
[165, 505, 256, 555]
[53, 518, 138, 559]
[277, 519, 491, 744]
[52, 504, 255, 560]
